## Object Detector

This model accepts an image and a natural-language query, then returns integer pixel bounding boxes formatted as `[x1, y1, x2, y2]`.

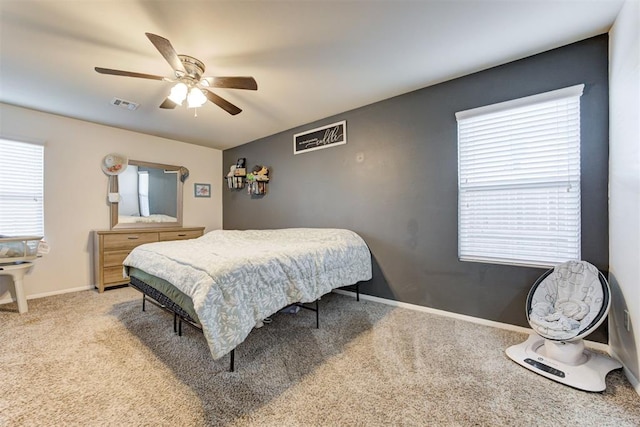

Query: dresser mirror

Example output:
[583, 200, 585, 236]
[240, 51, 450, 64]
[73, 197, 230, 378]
[110, 160, 183, 229]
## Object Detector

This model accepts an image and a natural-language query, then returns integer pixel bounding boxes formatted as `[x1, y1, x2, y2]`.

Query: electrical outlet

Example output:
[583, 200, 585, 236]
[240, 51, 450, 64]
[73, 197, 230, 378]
[624, 309, 631, 331]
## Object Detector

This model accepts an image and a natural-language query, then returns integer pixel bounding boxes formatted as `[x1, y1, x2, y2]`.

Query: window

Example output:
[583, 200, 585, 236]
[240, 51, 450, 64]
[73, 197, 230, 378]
[456, 85, 583, 268]
[138, 170, 150, 217]
[0, 138, 44, 237]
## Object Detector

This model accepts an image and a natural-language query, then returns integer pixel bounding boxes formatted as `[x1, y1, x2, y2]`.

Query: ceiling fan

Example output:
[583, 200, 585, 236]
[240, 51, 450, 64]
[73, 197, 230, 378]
[95, 33, 257, 115]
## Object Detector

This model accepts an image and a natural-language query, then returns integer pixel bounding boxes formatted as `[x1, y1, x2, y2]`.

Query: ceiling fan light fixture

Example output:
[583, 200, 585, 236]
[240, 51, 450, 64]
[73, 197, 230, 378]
[168, 82, 188, 105]
[95, 33, 255, 115]
[187, 87, 207, 108]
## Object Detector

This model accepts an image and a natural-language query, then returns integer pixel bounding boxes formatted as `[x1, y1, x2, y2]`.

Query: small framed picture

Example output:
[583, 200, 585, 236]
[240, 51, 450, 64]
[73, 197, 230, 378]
[194, 183, 211, 198]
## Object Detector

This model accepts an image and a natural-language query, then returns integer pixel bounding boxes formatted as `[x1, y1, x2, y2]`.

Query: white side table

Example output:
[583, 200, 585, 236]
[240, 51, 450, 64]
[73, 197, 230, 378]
[0, 262, 33, 313]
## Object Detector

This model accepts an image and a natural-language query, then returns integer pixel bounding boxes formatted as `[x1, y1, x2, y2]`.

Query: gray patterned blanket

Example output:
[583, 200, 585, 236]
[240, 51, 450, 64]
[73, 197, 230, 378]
[123, 228, 372, 359]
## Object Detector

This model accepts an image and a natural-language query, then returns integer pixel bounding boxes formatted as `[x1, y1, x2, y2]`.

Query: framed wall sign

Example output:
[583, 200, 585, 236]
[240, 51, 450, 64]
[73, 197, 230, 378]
[194, 183, 211, 198]
[293, 120, 346, 155]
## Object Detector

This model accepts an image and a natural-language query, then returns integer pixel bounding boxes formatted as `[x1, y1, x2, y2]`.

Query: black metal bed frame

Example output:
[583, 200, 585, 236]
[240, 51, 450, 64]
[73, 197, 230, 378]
[128, 276, 360, 372]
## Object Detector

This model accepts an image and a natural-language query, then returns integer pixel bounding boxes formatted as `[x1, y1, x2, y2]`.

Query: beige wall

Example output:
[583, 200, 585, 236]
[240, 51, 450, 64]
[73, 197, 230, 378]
[0, 103, 222, 302]
[609, 0, 640, 388]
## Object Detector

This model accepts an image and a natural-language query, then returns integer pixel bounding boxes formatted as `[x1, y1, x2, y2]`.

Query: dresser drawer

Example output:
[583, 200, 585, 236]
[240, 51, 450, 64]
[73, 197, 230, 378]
[103, 250, 131, 267]
[159, 230, 202, 241]
[103, 265, 128, 284]
[103, 232, 158, 251]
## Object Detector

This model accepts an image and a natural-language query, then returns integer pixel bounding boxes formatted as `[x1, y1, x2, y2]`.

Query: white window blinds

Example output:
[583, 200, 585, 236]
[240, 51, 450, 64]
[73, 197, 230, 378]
[456, 85, 583, 268]
[0, 138, 44, 237]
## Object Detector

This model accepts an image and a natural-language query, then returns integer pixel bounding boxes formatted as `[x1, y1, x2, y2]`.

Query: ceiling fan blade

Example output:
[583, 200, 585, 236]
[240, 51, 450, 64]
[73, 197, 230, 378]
[145, 33, 186, 74]
[95, 67, 165, 81]
[206, 77, 258, 91]
[204, 90, 242, 115]
[159, 98, 178, 109]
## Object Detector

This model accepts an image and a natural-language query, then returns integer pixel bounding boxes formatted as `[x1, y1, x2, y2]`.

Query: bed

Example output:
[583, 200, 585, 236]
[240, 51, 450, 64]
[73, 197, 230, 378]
[122, 228, 372, 369]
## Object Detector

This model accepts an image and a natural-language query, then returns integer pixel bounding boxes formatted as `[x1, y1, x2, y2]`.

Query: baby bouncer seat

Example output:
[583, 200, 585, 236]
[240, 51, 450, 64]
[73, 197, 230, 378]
[506, 260, 621, 391]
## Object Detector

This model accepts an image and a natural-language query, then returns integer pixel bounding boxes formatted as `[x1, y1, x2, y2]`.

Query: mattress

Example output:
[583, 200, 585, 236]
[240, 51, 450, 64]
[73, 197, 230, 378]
[128, 267, 199, 323]
[123, 228, 372, 359]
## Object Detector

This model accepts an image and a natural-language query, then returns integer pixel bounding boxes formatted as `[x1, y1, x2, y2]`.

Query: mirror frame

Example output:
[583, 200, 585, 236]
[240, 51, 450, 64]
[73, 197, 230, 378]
[110, 160, 184, 229]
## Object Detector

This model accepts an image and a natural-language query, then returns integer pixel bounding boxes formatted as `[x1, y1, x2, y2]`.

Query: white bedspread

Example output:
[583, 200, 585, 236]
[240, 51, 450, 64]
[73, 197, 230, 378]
[123, 228, 372, 359]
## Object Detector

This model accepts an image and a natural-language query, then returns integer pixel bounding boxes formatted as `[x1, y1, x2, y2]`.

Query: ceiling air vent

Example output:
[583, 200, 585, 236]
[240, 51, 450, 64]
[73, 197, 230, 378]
[110, 97, 139, 111]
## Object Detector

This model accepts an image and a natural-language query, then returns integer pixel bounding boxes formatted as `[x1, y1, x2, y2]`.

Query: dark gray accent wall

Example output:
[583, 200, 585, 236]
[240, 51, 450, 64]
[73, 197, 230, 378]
[141, 167, 178, 217]
[223, 35, 609, 341]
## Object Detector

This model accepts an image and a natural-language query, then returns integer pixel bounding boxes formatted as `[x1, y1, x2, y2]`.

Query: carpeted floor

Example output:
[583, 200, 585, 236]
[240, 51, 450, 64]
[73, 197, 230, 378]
[1, 287, 639, 426]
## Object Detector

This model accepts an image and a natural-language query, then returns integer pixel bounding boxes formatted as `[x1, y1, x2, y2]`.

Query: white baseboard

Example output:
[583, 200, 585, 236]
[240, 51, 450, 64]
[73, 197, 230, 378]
[0, 284, 94, 305]
[333, 289, 610, 353]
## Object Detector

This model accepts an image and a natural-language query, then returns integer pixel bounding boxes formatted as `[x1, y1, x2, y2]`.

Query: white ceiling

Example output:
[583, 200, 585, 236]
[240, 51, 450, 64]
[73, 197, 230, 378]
[0, 0, 624, 151]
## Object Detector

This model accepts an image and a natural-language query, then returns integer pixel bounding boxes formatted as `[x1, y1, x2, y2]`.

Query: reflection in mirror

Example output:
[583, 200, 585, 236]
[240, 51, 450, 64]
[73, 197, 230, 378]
[110, 160, 183, 229]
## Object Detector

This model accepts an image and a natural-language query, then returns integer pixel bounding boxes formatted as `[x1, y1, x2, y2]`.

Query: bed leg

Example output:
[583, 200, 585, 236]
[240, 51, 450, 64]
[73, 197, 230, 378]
[356, 283, 360, 301]
[178, 318, 183, 336]
[142, 294, 146, 312]
[173, 313, 177, 333]
[230, 349, 235, 372]
[316, 300, 319, 329]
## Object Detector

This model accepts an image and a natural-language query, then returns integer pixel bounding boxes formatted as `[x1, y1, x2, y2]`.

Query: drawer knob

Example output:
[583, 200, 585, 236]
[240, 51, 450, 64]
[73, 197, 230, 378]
[127, 236, 139, 240]
[178, 234, 187, 237]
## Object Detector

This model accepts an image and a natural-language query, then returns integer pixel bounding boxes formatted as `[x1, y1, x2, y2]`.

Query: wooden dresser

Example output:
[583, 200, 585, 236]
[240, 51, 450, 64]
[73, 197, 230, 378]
[93, 226, 205, 293]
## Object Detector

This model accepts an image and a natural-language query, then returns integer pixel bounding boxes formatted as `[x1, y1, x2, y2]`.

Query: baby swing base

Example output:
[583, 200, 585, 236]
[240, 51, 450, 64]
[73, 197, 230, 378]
[506, 334, 622, 392]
